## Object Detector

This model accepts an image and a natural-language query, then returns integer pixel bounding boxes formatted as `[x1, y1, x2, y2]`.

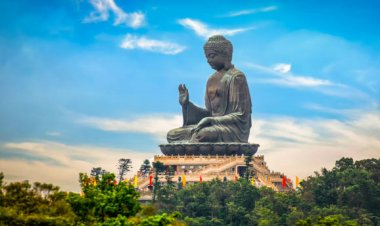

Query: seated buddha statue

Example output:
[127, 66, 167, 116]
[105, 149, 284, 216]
[167, 35, 252, 143]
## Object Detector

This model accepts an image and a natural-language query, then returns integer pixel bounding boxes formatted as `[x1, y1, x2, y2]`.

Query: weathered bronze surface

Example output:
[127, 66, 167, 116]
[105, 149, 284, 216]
[167, 35, 252, 143]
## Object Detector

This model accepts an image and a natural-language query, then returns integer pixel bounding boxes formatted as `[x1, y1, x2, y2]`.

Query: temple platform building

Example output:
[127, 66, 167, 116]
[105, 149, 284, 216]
[136, 152, 293, 194]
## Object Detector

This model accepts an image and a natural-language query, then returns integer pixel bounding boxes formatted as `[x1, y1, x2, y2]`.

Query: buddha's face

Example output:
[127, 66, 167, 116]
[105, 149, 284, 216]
[205, 49, 228, 71]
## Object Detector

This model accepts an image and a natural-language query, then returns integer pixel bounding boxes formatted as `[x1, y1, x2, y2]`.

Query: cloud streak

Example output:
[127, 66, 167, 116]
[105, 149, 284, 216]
[178, 18, 254, 39]
[2, 110, 379, 192]
[79, 114, 182, 142]
[250, 111, 380, 181]
[226, 6, 278, 17]
[84, 0, 145, 28]
[245, 62, 375, 104]
[0, 141, 154, 192]
[78, 111, 380, 182]
[245, 62, 333, 87]
[120, 34, 186, 55]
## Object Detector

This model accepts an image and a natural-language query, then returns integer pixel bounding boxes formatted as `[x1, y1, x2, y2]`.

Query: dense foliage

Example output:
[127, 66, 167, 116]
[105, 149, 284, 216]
[66, 171, 183, 225]
[66, 172, 141, 224]
[0, 157, 379, 225]
[0, 172, 76, 225]
[0, 171, 182, 225]
[154, 157, 380, 225]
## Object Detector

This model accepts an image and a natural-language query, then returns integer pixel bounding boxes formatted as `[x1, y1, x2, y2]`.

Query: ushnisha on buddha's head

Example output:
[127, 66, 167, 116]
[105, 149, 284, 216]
[203, 35, 233, 71]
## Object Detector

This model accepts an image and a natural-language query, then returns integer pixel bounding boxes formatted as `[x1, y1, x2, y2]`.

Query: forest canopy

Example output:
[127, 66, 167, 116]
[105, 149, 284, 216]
[0, 157, 379, 225]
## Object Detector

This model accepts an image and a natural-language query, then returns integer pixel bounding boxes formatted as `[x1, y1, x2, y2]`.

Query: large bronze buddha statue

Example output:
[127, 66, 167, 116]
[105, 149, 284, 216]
[167, 35, 252, 144]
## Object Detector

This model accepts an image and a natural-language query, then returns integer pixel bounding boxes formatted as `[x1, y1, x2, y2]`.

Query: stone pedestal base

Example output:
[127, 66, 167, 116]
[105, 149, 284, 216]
[159, 143, 259, 156]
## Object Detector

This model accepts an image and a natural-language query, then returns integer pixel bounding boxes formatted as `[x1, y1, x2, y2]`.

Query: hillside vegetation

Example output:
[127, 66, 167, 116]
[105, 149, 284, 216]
[0, 157, 379, 225]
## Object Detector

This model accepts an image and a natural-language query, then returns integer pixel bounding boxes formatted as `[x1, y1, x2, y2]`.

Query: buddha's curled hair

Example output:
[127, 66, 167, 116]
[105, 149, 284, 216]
[203, 35, 233, 61]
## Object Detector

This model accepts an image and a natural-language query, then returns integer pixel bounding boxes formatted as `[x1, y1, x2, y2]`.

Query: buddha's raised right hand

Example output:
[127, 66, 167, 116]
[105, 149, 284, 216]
[178, 84, 189, 106]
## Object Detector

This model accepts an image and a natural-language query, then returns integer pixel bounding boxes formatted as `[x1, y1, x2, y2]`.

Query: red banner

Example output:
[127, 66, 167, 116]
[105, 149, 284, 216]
[149, 175, 153, 186]
[282, 176, 286, 188]
[200, 175, 203, 183]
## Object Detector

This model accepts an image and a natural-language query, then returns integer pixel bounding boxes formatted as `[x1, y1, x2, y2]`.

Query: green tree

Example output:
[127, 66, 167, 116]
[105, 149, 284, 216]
[335, 157, 355, 171]
[157, 166, 176, 211]
[118, 158, 132, 182]
[91, 167, 108, 180]
[300, 157, 380, 222]
[0, 172, 4, 206]
[0, 177, 76, 225]
[244, 152, 254, 181]
[0, 171, 184, 226]
[66, 172, 141, 224]
[152, 161, 165, 203]
[252, 206, 280, 226]
[0, 172, 4, 188]
[140, 159, 152, 178]
[157, 179, 261, 225]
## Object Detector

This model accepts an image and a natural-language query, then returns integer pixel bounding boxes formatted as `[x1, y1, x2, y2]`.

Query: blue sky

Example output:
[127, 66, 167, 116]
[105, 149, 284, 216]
[0, 0, 379, 191]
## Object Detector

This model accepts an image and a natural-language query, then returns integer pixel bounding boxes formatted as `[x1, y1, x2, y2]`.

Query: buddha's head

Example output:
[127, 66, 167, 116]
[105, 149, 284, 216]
[203, 35, 233, 71]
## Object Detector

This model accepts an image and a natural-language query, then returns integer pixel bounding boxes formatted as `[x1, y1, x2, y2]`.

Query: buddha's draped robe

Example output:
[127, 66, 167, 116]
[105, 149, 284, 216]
[167, 66, 252, 143]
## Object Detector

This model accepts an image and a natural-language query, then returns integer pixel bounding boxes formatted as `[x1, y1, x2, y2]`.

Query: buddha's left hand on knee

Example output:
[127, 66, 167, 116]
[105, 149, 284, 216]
[193, 117, 214, 133]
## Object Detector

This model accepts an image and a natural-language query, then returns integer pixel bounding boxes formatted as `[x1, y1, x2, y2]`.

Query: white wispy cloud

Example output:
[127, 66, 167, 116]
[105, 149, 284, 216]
[304, 103, 357, 115]
[79, 111, 380, 182]
[83, 0, 145, 28]
[178, 18, 254, 39]
[245, 62, 333, 87]
[245, 62, 375, 103]
[79, 114, 182, 142]
[120, 34, 186, 55]
[267, 76, 332, 87]
[2, 110, 379, 192]
[250, 111, 380, 181]
[0, 141, 154, 192]
[226, 6, 277, 17]
[273, 63, 292, 74]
